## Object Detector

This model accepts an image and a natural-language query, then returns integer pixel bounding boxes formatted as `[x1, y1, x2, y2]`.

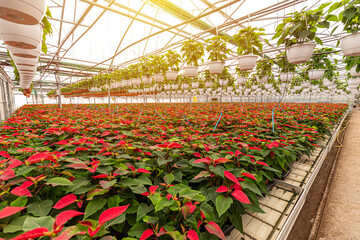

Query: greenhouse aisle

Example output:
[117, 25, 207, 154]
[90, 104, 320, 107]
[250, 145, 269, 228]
[317, 108, 360, 239]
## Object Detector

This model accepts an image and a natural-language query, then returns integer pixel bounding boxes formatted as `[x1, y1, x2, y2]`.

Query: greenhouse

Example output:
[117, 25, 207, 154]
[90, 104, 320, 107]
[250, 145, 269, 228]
[0, 0, 360, 239]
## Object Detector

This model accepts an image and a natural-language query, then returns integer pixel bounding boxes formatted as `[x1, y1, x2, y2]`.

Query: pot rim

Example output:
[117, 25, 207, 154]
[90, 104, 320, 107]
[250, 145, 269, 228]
[287, 42, 316, 49]
[340, 31, 360, 40]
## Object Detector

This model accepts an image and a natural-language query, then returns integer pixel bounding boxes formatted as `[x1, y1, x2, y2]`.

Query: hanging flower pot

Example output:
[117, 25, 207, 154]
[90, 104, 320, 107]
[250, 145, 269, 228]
[184, 66, 198, 78]
[182, 83, 189, 89]
[191, 82, 199, 88]
[256, 75, 268, 84]
[340, 32, 360, 57]
[8, 44, 41, 59]
[237, 55, 258, 71]
[171, 84, 178, 90]
[17, 64, 36, 72]
[279, 72, 294, 82]
[286, 43, 315, 64]
[302, 82, 311, 88]
[218, 79, 228, 86]
[205, 81, 213, 88]
[308, 69, 325, 80]
[0, 19, 43, 49]
[264, 84, 272, 89]
[142, 76, 151, 85]
[165, 70, 178, 81]
[227, 86, 233, 91]
[208, 61, 225, 74]
[350, 66, 360, 77]
[323, 79, 332, 87]
[236, 77, 246, 85]
[348, 78, 360, 87]
[11, 55, 38, 67]
[294, 86, 302, 91]
[0, 0, 46, 25]
[154, 73, 164, 83]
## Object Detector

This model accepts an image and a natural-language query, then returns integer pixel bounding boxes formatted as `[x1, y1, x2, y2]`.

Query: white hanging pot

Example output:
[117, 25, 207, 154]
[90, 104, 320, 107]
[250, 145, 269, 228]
[294, 86, 302, 91]
[323, 80, 332, 87]
[20, 81, 31, 89]
[165, 70, 178, 81]
[308, 69, 325, 80]
[348, 78, 360, 86]
[208, 61, 225, 74]
[0, 19, 43, 49]
[219, 79, 228, 86]
[280, 72, 294, 82]
[142, 76, 151, 85]
[302, 82, 311, 88]
[8, 44, 41, 59]
[184, 66, 198, 78]
[286, 43, 315, 64]
[237, 55, 258, 71]
[311, 85, 319, 91]
[257, 75, 268, 84]
[182, 83, 189, 89]
[17, 65, 36, 71]
[350, 65, 360, 77]
[264, 83, 272, 89]
[205, 81, 213, 87]
[340, 32, 360, 57]
[133, 78, 141, 86]
[0, 0, 46, 25]
[191, 82, 199, 88]
[154, 73, 164, 83]
[236, 77, 246, 85]
[171, 84, 178, 89]
[10, 54, 38, 66]
[227, 86, 233, 91]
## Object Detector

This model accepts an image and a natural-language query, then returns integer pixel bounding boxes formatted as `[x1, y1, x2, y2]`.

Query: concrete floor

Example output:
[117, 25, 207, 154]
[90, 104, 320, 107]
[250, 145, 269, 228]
[317, 108, 360, 240]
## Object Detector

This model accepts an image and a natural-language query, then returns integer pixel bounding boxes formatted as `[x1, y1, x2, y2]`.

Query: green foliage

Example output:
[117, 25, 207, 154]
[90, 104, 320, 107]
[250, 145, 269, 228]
[273, 8, 326, 47]
[276, 53, 297, 73]
[181, 39, 205, 66]
[233, 26, 267, 55]
[41, 6, 53, 54]
[205, 36, 232, 62]
[164, 50, 182, 71]
[324, 0, 360, 34]
[254, 59, 274, 79]
[149, 55, 167, 74]
[344, 56, 360, 72]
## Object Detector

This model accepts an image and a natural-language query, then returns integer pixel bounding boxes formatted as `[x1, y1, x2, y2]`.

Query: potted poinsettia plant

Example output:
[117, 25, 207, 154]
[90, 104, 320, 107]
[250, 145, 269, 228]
[306, 48, 337, 80]
[140, 57, 153, 85]
[217, 66, 234, 89]
[254, 59, 273, 84]
[149, 54, 167, 83]
[164, 50, 182, 81]
[232, 26, 267, 71]
[235, 66, 250, 85]
[205, 35, 232, 74]
[181, 39, 205, 78]
[344, 56, 360, 77]
[276, 52, 297, 82]
[324, 0, 360, 56]
[273, 8, 325, 64]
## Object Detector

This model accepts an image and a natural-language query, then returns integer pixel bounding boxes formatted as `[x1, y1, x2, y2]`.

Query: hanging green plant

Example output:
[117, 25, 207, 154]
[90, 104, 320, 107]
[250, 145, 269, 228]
[273, 8, 326, 47]
[181, 40, 204, 67]
[233, 26, 267, 55]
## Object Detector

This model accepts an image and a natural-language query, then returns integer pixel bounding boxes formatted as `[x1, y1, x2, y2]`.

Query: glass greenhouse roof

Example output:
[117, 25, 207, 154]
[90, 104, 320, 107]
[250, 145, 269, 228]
[0, 0, 349, 91]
